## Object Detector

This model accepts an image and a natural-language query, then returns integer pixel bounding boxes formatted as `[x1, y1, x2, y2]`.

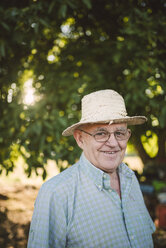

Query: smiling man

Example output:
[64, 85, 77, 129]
[74, 123, 131, 199]
[28, 89, 155, 248]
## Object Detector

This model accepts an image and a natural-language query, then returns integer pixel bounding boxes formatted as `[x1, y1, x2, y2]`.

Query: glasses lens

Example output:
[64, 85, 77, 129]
[94, 131, 109, 142]
[94, 130, 130, 142]
[115, 130, 129, 140]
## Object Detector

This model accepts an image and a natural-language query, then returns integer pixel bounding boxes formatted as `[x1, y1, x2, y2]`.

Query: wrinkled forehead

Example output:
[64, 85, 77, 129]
[80, 123, 127, 132]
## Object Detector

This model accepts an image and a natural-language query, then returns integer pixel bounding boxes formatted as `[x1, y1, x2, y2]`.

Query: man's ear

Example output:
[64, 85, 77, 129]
[73, 130, 84, 150]
[127, 129, 131, 140]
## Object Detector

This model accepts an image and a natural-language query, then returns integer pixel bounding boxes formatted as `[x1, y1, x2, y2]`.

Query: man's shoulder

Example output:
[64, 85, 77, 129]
[40, 162, 79, 195]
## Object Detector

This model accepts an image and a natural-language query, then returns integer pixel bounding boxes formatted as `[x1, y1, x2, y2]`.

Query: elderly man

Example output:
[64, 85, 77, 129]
[28, 89, 155, 248]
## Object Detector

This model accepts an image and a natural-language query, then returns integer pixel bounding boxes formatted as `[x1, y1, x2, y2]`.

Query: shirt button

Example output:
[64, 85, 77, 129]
[103, 174, 106, 178]
[98, 185, 102, 189]
[131, 235, 134, 240]
[108, 189, 112, 192]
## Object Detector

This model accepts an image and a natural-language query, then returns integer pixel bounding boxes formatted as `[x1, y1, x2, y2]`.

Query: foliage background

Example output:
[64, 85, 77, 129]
[0, 0, 166, 178]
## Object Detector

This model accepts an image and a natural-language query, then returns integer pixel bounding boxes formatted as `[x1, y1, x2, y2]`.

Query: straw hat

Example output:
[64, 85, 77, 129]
[62, 89, 147, 136]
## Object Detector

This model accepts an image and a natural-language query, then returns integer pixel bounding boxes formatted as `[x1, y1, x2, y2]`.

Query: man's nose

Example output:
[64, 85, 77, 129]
[106, 132, 118, 145]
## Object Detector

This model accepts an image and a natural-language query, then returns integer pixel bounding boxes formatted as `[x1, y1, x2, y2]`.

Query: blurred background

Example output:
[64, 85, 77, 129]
[0, 0, 166, 247]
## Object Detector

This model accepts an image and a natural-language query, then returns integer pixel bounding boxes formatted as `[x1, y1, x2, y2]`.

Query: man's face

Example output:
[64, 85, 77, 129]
[74, 123, 131, 174]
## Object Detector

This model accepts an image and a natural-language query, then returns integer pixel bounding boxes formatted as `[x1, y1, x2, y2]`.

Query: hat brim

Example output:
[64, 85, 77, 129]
[62, 116, 147, 136]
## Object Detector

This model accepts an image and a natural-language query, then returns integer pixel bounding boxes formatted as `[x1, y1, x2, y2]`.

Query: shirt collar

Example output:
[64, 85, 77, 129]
[118, 162, 134, 178]
[79, 153, 104, 190]
[79, 153, 134, 191]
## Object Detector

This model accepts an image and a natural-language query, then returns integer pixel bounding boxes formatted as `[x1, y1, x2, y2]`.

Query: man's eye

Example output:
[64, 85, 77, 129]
[95, 132, 107, 136]
[115, 131, 125, 136]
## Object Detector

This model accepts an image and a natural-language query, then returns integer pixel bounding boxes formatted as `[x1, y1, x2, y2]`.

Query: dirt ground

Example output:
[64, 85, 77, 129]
[0, 160, 166, 248]
[0, 181, 39, 248]
[0, 159, 57, 248]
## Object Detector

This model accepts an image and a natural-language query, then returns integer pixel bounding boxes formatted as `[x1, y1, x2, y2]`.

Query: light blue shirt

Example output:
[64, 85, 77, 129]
[28, 153, 155, 248]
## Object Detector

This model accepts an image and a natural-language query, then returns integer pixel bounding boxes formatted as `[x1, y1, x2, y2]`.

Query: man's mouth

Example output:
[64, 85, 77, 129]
[102, 151, 118, 154]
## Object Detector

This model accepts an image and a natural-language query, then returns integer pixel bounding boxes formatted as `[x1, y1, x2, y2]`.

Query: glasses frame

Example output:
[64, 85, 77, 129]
[78, 128, 131, 143]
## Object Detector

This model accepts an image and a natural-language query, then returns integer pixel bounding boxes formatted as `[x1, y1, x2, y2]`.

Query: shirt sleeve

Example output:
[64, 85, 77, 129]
[27, 183, 67, 248]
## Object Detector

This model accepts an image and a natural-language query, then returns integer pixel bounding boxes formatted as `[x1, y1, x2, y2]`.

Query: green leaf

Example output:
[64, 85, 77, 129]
[59, 4, 67, 18]
[48, 1, 56, 14]
[82, 0, 92, 9]
[39, 19, 49, 27]
[44, 121, 53, 130]
[0, 40, 5, 57]
[1, 22, 10, 31]
[159, 106, 166, 128]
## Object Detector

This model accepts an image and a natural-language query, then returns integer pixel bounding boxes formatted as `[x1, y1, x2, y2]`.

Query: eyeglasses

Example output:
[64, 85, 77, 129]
[79, 129, 131, 142]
